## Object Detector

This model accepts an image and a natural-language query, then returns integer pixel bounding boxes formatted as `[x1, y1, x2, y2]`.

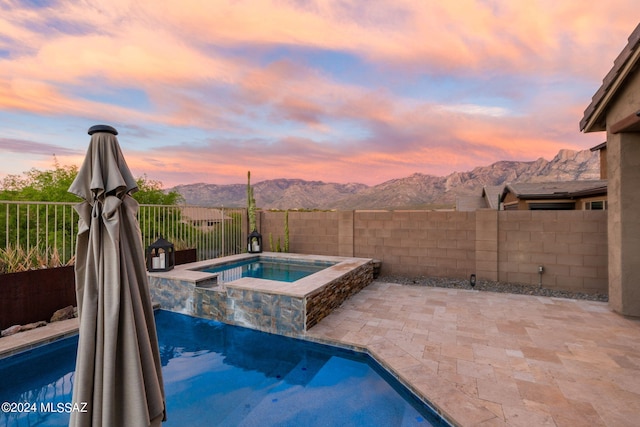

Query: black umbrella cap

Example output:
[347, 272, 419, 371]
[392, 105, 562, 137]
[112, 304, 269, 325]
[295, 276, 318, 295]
[88, 124, 118, 135]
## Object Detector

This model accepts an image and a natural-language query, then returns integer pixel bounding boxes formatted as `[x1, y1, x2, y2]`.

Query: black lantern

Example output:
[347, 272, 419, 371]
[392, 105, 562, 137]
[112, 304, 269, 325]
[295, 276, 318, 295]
[247, 229, 262, 253]
[147, 235, 175, 272]
[470, 274, 476, 288]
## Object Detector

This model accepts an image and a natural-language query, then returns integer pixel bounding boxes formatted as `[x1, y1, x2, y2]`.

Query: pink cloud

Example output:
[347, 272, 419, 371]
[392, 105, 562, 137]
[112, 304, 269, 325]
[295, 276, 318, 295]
[0, 1, 633, 188]
[3, 1, 636, 89]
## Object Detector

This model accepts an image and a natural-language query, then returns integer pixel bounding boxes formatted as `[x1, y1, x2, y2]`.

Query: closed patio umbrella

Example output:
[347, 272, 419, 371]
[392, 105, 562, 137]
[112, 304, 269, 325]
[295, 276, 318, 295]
[68, 125, 165, 426]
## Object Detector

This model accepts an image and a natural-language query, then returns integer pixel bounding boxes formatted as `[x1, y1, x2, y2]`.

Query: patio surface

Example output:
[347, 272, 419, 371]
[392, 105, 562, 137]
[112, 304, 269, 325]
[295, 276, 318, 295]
[2, 280, 640, 426]
[306, 281, 640, 427]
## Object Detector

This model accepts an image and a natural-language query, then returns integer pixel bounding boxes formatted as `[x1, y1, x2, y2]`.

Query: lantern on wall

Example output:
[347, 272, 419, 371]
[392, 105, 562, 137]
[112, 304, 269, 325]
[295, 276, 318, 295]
[147, 235, 175, 272]
[247, 229, 262, 253]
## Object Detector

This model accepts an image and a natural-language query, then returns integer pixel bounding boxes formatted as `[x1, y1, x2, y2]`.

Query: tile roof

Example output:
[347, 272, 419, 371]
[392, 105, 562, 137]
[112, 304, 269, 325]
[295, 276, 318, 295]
[482, 185, 504, 209]
[456, 185, 505, 211]
[580, 23, 640, 132]
[455, 195, 487, 211]
[180, 206, 230, 221]
[503, 180, 607, 199]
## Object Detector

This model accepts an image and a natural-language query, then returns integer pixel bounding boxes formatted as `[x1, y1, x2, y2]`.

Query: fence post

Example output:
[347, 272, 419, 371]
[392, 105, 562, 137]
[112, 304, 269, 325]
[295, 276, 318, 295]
[475, 209, 499, 281]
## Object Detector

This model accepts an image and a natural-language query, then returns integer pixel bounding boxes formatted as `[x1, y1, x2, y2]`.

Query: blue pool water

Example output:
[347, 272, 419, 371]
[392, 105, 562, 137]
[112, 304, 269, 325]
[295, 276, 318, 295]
[0, 311, 448, 427]
[201, 257, 335, 283]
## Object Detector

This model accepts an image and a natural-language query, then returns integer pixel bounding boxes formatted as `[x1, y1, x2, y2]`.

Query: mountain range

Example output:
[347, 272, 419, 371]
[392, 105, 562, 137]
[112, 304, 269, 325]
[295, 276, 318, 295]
[169, 149, 601, 210]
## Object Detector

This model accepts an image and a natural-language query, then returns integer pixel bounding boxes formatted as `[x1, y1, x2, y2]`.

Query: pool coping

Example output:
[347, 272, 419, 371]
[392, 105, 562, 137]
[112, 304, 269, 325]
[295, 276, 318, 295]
[0, 317, 79, 359]
[147, 252, 372, 298]
[300, 333, 455, 426]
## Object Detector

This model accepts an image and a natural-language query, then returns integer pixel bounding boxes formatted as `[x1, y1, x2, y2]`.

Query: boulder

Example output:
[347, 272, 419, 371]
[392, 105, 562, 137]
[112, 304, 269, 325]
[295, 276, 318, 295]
[50, 305, 76, 322]
[20, 321, 47, 331]
[1, 325, 22, 337]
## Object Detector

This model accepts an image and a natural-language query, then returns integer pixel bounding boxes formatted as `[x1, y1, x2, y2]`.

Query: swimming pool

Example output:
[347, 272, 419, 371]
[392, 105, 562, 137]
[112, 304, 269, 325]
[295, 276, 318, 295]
[200, 257, 336, 283]
[0, 311, 448, 427]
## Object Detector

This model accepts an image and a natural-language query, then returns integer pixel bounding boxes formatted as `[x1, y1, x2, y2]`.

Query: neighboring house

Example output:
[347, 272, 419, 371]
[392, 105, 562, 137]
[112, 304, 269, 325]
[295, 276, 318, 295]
[456, 185, 503, 211]
[590, 141, 607, 179]
[457, 143, 609, 212]
[457, 179, 607, 212]
[501, 180, 607, 210]
[455, 193, 490, 212]
[482, 185, 504, 210]
[181, 207, 231, 230]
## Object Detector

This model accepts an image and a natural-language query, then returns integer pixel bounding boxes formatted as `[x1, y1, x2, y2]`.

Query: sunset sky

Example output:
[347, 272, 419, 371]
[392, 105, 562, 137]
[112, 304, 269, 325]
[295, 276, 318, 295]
[0, 1, 637, 188]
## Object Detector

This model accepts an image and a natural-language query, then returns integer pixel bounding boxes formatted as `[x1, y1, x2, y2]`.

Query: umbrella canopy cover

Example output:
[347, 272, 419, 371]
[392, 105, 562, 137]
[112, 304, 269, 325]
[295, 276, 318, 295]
[68, 128, 166, 426]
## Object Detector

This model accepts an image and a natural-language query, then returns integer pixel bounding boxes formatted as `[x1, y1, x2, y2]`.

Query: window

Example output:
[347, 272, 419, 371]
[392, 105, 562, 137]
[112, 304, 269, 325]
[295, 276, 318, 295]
[585, 200, 607, 210]
[528, 202, 575, 210]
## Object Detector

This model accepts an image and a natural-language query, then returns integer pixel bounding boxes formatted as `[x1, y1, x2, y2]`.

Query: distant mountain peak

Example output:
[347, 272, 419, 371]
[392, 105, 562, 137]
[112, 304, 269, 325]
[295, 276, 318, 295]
[170, 148, 600, 209]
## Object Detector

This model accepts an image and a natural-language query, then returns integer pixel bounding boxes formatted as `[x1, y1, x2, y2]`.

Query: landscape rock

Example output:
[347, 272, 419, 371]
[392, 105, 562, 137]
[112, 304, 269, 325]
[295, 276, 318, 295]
[50, 305, 76, 322]
[1, 325, 22, 337]
[20, 321, 47, 331]
[380, 275, 609, 302]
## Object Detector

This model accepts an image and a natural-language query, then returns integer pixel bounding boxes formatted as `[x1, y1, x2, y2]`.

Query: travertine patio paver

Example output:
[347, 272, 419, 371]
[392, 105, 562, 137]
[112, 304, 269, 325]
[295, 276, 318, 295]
[306, 281, 640, 427]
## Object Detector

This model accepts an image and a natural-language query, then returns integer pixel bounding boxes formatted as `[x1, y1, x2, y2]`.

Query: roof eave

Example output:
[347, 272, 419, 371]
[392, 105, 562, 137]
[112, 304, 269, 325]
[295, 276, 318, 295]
[581, 47, 640, 133]
[580, 24, 640, 133]
[516, 194, 571, 200]
[568, 186, 608, 198]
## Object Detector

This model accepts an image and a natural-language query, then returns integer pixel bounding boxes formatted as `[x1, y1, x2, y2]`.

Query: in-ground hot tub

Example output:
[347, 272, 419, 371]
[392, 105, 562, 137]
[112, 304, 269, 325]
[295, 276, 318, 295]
[198, 256, 338, 283]
[147, 252, 374, 336]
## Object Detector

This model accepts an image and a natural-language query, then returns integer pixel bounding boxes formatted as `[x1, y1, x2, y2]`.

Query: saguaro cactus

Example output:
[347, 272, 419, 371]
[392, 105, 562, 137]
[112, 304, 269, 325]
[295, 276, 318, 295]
[247, 171, 256, 232]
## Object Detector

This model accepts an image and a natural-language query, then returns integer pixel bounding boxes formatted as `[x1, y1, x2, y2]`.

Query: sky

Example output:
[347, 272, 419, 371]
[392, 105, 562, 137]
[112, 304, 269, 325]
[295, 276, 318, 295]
[0, 1, 637, 188]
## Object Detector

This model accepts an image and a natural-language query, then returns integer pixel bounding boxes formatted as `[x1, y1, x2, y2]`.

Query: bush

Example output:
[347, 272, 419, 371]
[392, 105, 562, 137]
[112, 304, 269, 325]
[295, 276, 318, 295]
[0, 245, 74, 274]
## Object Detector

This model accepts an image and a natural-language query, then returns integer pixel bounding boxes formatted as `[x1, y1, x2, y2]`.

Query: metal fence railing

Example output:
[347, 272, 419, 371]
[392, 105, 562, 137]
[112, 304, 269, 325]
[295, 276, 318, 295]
[1, 201, 78, 268]
[0, 201, 247, 269]
[137, 205, 247, 261]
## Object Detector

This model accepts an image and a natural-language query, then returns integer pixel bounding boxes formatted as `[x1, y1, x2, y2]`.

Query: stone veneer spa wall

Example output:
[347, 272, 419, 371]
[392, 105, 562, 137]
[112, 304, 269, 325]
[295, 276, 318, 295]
[147, 253, 374, 336]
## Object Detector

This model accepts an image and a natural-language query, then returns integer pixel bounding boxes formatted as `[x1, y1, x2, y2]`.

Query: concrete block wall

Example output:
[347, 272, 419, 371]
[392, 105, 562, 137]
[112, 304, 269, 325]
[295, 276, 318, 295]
[259, 210, 339, 255]
[260, 209, 608, 294]
[496, 210, 607, 293]
[352, 210, 476, 278]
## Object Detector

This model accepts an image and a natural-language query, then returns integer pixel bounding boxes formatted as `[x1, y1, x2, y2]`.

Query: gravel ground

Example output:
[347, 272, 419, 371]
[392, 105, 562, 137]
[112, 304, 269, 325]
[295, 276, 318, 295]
[378, 275, 609, 302]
